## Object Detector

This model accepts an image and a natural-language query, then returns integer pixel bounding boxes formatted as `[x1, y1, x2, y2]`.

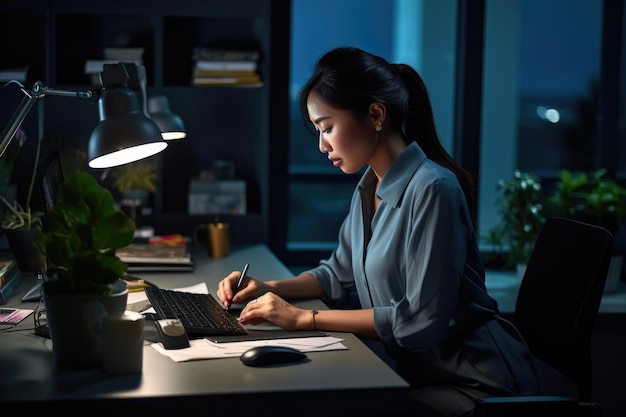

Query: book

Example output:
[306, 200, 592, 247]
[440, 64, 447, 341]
[194, 60, 257, 72]
[192, 47, 260, 62]
[0, 66, 29, 82]
[117, 243, 192, 265]
[192, 80, 263, 87]
[126, 263, 194, 273]
[192, 69, 258, 77]
[0, 260, 23, 305]
[103, 47, 145, 60]
[0, 307, 33, 324]
[117, 242, 194, 272]
[0, 259, 15, 287]
[192, 74, 262, 86]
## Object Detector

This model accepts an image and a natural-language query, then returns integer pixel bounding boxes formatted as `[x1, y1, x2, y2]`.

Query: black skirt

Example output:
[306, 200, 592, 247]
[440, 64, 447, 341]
[388, 315, 540, 416]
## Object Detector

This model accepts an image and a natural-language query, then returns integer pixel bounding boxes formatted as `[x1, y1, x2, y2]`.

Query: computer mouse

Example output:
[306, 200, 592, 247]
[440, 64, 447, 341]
[155, 318, 190, 350]
[240, 345, 307, 366]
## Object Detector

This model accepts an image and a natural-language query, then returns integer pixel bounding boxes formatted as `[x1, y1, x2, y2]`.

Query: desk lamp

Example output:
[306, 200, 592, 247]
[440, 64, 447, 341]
[132, 64, 186, 140]
[148, 95, 187, 140]
[0, 63, 167, 169]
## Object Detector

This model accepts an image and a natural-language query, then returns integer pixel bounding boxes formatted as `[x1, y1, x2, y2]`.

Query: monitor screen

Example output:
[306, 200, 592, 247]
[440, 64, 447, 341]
[36, 150, 64, 213]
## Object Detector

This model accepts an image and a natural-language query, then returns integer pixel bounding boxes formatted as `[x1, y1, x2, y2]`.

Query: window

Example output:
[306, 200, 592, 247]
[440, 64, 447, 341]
[282, 0, 624, 267]
[284, 0, 456, 265]
[479, 0, 610, 239]
[517, 0, 602, 172]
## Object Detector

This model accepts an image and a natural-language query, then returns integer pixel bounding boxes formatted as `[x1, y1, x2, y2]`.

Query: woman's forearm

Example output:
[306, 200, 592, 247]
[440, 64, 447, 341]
[266, 274, 379, 339]
[266, 272, 325, 299]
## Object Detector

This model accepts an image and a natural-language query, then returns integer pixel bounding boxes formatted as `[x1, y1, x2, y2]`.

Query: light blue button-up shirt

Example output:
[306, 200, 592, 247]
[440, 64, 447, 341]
[307, 142, 499, 351]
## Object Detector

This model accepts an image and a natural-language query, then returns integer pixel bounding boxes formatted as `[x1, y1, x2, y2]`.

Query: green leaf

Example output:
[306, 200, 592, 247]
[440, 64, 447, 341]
[36, 171, 136, 295]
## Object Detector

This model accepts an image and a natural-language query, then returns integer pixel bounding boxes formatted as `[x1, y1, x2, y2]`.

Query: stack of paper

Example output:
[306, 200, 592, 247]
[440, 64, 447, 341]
[152, 336, 347, 362]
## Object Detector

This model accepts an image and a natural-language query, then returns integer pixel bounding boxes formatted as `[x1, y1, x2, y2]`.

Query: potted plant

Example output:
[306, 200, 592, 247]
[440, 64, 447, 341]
[488, 170, 546, 275]
[110, 161, 157, 227]
[111, 160, 157, 203]
[0, 199, 44, 272]
[546, 168, 626, 293]
[35, 170, 136, 368]
[0, 127, 45, 272]
[546, 168, 626, 233]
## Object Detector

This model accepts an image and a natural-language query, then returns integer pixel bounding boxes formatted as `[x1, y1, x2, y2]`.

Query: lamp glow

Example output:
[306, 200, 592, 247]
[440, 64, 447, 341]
[89, 139, 167, 169]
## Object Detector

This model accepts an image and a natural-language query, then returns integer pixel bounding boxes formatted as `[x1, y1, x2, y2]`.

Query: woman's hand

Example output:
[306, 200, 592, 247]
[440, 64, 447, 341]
[216, 269, 273, 308]
[237, 292, 311, 330]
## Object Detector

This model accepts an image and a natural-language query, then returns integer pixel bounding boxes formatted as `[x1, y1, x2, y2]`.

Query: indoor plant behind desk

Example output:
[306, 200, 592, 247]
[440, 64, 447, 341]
[546, 168, 626, 293]
[35, 171, 136, 368]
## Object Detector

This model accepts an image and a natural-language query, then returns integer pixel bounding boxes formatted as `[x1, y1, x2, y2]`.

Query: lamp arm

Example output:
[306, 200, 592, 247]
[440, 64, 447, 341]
[0, 80, 94, 158]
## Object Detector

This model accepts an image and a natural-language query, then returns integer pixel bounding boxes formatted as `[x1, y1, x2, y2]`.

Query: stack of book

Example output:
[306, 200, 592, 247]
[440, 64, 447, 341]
[191, 47, 262, 87]
[84, 47, 145, 85]
[117, 240, 194, 272]
[0, 259, 22, 305]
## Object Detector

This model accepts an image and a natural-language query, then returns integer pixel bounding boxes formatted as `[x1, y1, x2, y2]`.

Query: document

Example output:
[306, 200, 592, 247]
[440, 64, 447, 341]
[151, 335, 348, 362]
[131, 281, 348, 362]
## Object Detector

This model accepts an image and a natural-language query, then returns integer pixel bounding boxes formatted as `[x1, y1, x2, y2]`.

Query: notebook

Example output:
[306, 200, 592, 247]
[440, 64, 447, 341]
[144, 287, 326, 343]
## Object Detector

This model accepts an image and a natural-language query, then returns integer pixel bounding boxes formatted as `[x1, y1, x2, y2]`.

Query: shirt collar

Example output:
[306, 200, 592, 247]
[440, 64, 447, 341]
[358, 142, 427, 209]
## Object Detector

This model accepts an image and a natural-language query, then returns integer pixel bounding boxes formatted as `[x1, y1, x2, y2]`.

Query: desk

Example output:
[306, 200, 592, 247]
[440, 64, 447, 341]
[0, 245, 411, 416]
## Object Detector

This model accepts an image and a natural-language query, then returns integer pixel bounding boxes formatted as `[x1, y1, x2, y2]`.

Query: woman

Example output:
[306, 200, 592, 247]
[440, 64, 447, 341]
[217, 47, 539, 416]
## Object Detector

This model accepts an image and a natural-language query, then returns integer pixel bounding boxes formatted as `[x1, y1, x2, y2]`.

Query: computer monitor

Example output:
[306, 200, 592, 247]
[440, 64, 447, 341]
[35, 149, 64, 213]
[20, 150, 64, 302]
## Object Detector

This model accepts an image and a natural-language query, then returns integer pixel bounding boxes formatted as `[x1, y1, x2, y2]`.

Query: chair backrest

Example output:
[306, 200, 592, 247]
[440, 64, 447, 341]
[514, 217, 613, 402]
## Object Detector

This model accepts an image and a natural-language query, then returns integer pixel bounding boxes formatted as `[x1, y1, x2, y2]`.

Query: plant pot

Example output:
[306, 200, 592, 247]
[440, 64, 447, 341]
[5, 228, 46, 272]
[43, 280, 129, 368]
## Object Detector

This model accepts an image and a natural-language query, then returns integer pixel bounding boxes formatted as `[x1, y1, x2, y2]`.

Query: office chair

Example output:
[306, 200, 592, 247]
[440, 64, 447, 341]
[475, 217, 613, 417]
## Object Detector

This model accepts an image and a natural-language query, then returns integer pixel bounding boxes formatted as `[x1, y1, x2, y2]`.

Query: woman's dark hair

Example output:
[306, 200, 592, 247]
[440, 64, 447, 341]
[298, 47, 477, 223]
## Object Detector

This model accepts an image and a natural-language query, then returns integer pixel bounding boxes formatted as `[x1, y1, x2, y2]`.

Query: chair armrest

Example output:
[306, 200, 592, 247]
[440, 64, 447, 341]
[474, 396, 601, 417]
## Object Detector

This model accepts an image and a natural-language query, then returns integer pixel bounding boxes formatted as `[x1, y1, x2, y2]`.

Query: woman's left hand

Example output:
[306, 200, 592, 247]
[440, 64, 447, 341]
[237, 292, 311, 330]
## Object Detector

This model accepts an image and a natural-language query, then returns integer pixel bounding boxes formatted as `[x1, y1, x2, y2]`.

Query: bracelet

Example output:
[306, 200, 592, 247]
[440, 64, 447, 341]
[311, 309, 319, 330]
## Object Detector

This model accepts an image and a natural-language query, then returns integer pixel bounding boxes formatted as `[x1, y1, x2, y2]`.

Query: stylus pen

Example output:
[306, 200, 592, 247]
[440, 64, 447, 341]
[226, 263, 249, 311]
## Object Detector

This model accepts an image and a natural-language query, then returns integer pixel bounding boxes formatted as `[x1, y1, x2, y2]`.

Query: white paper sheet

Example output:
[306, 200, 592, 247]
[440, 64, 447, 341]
[132, 282, 347, 362]
[151, 336, 348, 362]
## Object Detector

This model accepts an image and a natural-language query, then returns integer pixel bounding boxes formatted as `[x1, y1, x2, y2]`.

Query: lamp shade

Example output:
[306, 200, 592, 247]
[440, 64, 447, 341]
[88, 64, 167, 169]
[148, 95, 186, 140]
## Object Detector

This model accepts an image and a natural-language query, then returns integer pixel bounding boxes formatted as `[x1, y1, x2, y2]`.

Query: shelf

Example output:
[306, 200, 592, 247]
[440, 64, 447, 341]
[163, 16, 263, 87]
[0, 11, 46, 83]
[0, 0, 288, 250]
[55, 14, 155, 86]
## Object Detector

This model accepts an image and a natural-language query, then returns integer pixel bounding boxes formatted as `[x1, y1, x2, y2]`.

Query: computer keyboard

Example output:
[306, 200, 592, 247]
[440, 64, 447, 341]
[145, 287, 248, 336]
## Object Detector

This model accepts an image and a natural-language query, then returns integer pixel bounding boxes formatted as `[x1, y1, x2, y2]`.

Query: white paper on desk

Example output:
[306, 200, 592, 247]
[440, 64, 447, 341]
[152, 336, 348, 363]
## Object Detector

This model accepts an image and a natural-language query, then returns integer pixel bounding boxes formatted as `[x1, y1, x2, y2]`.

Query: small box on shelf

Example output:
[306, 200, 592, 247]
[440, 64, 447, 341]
[84, 59, 143, 75]
[0, 66, 29, 83]
[188, 180, 246, 215]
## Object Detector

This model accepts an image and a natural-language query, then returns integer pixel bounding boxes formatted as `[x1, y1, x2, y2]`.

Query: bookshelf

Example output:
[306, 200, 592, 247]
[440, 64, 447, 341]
[0, 0, 290, 248]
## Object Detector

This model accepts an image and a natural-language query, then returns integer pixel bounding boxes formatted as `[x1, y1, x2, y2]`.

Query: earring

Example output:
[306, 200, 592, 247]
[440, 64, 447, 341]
[376, 121, 382, 132]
